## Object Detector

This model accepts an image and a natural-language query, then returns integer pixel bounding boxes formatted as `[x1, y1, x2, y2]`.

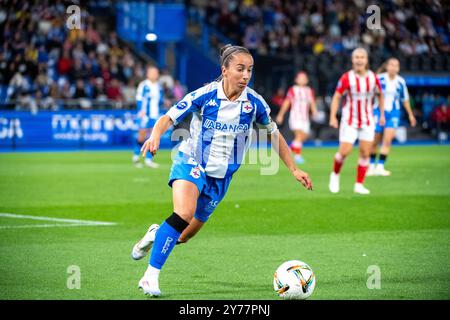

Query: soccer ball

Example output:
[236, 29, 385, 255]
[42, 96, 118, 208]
[273, 260, 316, 300]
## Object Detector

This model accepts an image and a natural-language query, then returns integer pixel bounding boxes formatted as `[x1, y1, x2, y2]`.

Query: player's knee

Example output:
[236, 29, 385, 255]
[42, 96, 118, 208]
[174, 211, 194, 223]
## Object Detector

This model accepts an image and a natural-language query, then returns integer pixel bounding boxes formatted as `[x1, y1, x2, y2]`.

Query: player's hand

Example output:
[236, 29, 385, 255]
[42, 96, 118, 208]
[409, 114, 417, 127]
[329, 116, 338, 128]
[141, 135, 160, 157]
[292, 168, 313, 191]
[275, 115, 284, 125]
[379, 114, 386, 127]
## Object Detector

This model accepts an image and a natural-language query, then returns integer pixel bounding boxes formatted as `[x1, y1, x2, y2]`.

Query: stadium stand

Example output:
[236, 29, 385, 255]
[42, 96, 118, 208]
[0, 0, 449, 144]
[0, 0, 185, 113]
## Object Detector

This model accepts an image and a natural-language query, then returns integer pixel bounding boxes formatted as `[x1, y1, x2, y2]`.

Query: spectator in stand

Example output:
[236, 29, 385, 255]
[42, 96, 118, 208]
[57, 50, 73, 77]
[172, 79, 186, 103]
[106, 78, 123, 103]
[431, 103, 449, 142]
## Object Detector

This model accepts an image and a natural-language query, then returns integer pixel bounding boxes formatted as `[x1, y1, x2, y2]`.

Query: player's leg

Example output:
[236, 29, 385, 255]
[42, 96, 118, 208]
[368, 108, 383, 175]
[329, 124, 355, 193]
[139, 180, 199, 296]
[133, 128, 147, 167]
[292, 130, 306, 163]
[354, 139, 372, 194]
[376, 128, 396, 176]
[178, 218, 204, 243]
[368, 133, 382, 176]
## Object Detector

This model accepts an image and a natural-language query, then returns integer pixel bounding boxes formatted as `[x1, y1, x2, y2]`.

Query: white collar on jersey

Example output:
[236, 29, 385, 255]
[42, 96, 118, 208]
[217, 80, 249, 102]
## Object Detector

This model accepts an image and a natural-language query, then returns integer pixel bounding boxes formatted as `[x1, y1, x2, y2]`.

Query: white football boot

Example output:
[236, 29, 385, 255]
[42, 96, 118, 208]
[133, 155, 143, 168]
[131, 224, 159, 260]
[329, 172, 340, 193]
[366, 165, 376, 176]
[138, 275, 161, 297]
[375, 165, 391, 176]
[144, 159, 160, 169]
[353, 183, 370, 194]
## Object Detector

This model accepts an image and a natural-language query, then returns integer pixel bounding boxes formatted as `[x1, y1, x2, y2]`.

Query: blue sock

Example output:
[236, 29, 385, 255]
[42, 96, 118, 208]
[145, 150, 153, 161]
[370, 153, 377, 165]
[134, 140, 143, 156]
[379, 154, 387, 166]
[149, 213, 188, 269]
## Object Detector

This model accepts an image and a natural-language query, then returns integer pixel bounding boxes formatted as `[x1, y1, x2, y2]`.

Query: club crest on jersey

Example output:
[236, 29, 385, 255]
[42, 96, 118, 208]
[242, 102, 253, 113]
[176, 101, 188, 110]
[190, 167, 201, 179]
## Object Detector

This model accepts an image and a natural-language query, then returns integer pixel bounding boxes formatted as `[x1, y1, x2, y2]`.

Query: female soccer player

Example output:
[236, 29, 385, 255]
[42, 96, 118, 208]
[275, 71, 317, 164]
[367, 58, 417, 176]
[130, 45, 313, 296]
[132, 65, 163, 168]
[328, 48, 385, 195]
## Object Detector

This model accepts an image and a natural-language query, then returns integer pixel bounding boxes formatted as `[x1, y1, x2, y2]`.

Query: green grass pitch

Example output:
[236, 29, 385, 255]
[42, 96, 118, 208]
[0, 145, 449, 300]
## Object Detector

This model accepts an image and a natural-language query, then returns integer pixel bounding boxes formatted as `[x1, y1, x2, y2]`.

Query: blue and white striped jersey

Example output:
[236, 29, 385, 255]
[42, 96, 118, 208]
[376, 73, 409, 113]
[136, 79, 163, 119]
[166, 81, 278, 179]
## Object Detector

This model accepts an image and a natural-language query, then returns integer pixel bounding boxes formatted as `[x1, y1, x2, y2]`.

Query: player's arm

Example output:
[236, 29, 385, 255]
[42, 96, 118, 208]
[142, 87, 206, 156]
[329, 91, 341, 128]
[403, 100, 417, 127]
[310, 89, 318, 118]
[270, 130, 313, 190]
[255, 98, 312, 190]
[275, 97, 290, 125]
[400, 80, 416, 127]
[141, 115, 173, 157]
[375, 75, 386, 126]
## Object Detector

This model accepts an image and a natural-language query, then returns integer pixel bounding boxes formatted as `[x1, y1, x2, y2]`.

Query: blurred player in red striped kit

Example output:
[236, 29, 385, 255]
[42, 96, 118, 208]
[276, 71, 317, 164]
[328, 48, 385, 194]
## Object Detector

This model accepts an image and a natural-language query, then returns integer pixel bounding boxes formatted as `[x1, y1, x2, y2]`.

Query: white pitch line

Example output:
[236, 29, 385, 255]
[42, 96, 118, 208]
[0, 213, 117, 229]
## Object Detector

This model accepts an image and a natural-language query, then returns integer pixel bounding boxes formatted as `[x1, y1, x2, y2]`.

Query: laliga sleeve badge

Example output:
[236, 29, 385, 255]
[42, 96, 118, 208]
[176, 101, 188, 110]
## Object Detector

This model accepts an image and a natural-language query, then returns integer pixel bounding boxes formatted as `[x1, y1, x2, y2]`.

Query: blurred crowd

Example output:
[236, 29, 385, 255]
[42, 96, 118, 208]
[201, 0, 450, 56]
[269, 89, 450, 142]
[0, 0, 185, 113]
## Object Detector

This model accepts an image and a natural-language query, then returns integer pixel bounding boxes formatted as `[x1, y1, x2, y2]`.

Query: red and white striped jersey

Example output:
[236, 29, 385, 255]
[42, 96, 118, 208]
[335, 70, 381, 128]
[286, 85, 315, 122]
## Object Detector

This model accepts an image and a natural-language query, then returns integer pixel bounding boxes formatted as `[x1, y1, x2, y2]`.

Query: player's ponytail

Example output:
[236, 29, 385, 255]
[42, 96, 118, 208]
[214, 44, 251, 82]
[376, 61, 388, 74]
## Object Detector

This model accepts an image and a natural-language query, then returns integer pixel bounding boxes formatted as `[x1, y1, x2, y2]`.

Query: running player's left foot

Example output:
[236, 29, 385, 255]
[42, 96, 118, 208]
[145, 160, 160, 169]
[131, 224, 159, 260]
[138, 276, 161, 297]
[294, 155, 305, 164]
[376, 166, 391, 176]
[354, 183, 370, 194]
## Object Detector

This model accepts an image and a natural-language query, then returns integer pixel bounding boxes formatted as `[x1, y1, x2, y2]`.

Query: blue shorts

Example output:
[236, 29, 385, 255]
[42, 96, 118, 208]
[168, 152, 232, 223]
[136, 116, 156, 130]
[374, 108, 401, 133]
